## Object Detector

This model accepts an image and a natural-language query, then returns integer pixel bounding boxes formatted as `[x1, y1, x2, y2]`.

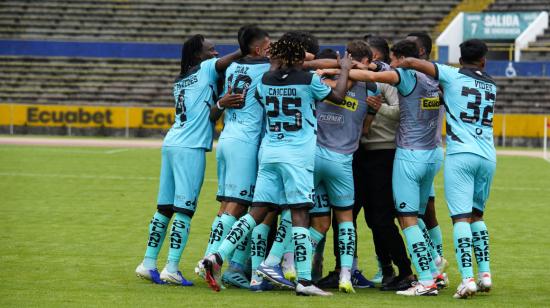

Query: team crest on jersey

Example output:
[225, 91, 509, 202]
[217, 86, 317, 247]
[325, 96, 358, 112]
[420, 97, 440, 110]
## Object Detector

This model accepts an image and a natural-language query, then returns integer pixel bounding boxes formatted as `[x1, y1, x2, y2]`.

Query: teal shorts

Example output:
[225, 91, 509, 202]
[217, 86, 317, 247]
[444, 153, 496, 218]
[309, 146, 354, 216]
[216, 138, 259, 205]
[157, 146, 205, 217]
[310, 183, 330, 216]
[252, 162, 314, 209]
[392, 147, 443, 217]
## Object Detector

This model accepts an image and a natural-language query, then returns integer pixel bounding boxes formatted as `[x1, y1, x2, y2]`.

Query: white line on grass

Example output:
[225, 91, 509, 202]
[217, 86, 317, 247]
[104, 149, 129, 154]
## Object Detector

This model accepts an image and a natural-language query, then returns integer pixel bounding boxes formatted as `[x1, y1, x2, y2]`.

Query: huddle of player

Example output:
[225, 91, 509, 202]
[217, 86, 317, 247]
[135, 25, 497, 299]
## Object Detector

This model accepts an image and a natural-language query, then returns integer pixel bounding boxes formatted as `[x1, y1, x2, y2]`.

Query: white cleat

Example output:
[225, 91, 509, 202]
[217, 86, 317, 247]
[396, 281, 438, 296]
[436, 257, 449, 274]
[453, 278, 477, 299]
[160, 267, 193, 286]
[477, 273, 492, 292]
[296, 282, 333, 296]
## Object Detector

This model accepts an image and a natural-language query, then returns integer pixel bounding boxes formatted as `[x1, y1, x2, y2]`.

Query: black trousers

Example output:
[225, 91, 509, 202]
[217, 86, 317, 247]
[333, 147, 412, 276]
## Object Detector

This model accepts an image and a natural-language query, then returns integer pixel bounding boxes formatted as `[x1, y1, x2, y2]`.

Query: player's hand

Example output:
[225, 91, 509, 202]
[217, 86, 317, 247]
[305, 52, 315, 61]
[338, 51, 353, 71]
[352, 60, 368, 70]
[366, 95, 383, 111]
[218, 86, 244, 108]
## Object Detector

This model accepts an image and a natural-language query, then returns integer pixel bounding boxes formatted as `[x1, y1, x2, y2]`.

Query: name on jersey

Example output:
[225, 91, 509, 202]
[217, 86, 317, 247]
[318, 112, 344, 124]
[235, 65, 249, 75]
[475, 80, 494, 92]
[268, 88, 297, 96]
[325, 96, 358, 112]
[181, 75, 198, 87]
[421, 97, 440, 110]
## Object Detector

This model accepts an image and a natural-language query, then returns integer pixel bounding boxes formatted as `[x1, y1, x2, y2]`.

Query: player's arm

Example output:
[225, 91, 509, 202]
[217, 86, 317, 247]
[209, 86, 243, 122]
[398, 57, 436, 78]
[322, 78, 354, 91]
[303, 58, 339, 70]
[323, 52, 353, 103]
[376, 83, 400, 121]
[215, 49, 242, 72]
[319, 68, 399, 84]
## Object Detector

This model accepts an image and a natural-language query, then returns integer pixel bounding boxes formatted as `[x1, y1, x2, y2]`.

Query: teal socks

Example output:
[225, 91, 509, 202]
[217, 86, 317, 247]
[204, 215, 221, 257]
[338, 222, 356, 269]
[251, 223, 270, 271]
[418, 218, 440, 275]
[218, 214, 256, 261]
[428, 225, 444, 257]
[402, 225, 433, 283]
[231, 231, 251, 267]
[264, 210, 292, 266]
[206, 213, 237, 256]
[166, 213, 192, 273]
[454, 221, 474, 279]
[292, 226, 312, 281]
[471, 220, 490, 273]
[143, 211, 170, 269]
[309, 227, 325, 250]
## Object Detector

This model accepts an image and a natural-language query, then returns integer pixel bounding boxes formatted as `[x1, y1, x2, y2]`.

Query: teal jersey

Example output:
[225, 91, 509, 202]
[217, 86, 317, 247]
[434, 63, 497, 162]
[255, 69, 332, 168]
[163, 58, 219, 150]
[220, 57, 271, 145]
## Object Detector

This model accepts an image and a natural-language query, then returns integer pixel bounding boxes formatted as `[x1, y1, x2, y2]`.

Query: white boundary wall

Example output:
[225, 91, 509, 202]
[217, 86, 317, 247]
[515, 11, 549, 61]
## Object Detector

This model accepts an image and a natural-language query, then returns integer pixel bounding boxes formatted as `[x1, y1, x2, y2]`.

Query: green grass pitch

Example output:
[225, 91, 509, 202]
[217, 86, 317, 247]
[1, 143, 550, 307]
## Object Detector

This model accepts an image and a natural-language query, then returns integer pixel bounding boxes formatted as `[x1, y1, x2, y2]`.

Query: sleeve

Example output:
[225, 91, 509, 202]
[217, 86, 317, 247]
[377, 83, 400, 121]
[393, 68, 417, 97]
[202, 58, 219, 83]
[434, 63, 457, 86]
[310, 73, 332, 101]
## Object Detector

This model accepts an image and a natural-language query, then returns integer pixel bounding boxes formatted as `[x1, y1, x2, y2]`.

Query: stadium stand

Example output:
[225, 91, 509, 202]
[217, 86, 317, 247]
[2, 55, 549, 114]
[487, 0, 550, 61]
[0, 56, 177, 105]
[0, 0, 549, 116]
[0, 0, 461, 44]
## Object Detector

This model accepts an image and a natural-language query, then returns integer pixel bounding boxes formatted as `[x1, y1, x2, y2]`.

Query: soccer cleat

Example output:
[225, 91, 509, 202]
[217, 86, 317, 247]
[371, 269, 383, 284]
[477, 273, 492, 292]
[396, 281, 438, 296]
[453, 278, 477, 299]
[316, 270, 340, 289]
[222, 263, 250, 289]
[338, 280, 355, 294]
[135, 263, 166, 284]
[351, 270, 375, 288]
[199, 254, 223, 292]
[296, 281, 333, 296]
[249, 278, 275, 292]
[435, 273, 449, 290]
[380, 275, 416, 291]
[283, 267, 297, 283]
[159, 267, 193, 286]
[282, 256, 297, 282]
[436, 257, 449, 274]
[257, 262, 295, 289]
